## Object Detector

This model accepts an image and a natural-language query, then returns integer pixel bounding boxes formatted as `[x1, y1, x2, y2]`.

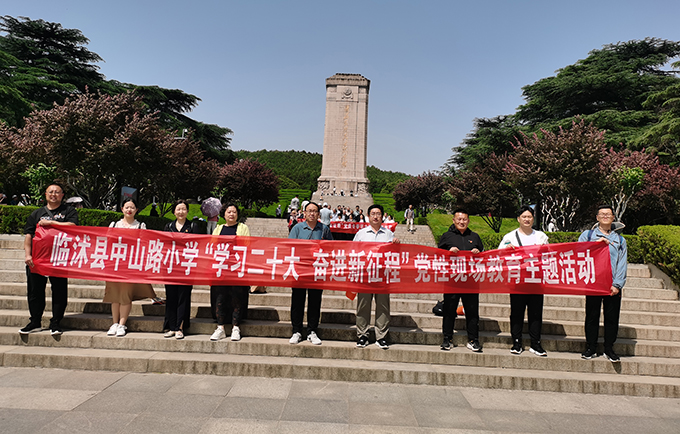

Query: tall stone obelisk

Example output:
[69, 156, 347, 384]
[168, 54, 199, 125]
[315, 73, 371, 201]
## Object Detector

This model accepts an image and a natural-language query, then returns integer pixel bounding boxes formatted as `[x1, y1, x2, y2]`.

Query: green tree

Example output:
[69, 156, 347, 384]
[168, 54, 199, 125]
[445, 115, 524, 172]
[235, 149, 321, 191]
[393, 172, 446, 216]
[1, 91, 219, 209]
[517, 38, 680, 125]
[505, 119, 608, 231]
[635, 83, 680, 165]
[20, 163, 58, 205]
[0, 16, 233, 157]
[447, 153, 518, 232]
[448, 38, 680, 170]
[217, 159, 280, 210]
[0, 15, 103, 108]
[600, 149, 680, 226]
[366, 165, 411, 194]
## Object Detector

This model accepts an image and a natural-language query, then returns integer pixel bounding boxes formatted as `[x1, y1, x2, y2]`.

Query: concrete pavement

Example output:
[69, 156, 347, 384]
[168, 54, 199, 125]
[0, 367, 679, 434]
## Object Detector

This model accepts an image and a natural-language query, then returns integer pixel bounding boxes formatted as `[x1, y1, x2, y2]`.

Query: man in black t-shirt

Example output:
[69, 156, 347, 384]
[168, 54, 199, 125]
[20, 183, 78, 336]
[438, 208, 484, 352]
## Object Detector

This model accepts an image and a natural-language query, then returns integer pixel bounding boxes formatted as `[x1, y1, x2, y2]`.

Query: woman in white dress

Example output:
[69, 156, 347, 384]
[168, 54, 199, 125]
[104, 198, 158, 337]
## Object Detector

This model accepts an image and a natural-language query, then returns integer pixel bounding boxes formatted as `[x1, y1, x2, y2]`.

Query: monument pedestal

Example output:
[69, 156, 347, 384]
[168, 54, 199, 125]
[311, 191, 374, 213]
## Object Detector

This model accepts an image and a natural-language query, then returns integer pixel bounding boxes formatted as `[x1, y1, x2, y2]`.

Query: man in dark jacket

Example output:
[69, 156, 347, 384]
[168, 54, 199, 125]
[438, 208, 483, 352]
[21, 183, 78, 336]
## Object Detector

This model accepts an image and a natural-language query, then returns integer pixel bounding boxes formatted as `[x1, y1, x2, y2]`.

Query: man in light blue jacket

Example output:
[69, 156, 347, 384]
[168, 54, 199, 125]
[578, 205, 627, 363]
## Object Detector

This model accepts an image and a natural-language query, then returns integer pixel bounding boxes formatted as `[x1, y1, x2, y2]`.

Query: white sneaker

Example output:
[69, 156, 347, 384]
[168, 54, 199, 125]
[210, 327, 226, 341]
[164, 330, 175, 338]
[230, 326, 241, 341]
[289, 332, 302, 344]
[307, 331, 322, 345]
[116, 324, 127, 337]
[107, 323, 119, 336]
[175, 330, 184, 340]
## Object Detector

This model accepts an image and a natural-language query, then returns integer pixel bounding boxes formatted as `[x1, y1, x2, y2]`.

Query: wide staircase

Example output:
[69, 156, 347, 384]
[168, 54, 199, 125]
[1, 232, 679, 398]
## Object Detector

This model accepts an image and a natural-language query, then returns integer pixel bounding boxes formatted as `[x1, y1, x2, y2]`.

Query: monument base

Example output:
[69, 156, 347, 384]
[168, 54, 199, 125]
[311, 190, 374, 215]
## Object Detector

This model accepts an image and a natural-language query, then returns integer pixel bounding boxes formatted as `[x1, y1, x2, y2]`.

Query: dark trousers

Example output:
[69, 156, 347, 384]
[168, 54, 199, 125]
[510, 294, 543, 345]
[442, 293, 479, 341]
[26, 266, 68, 327]
[213, 286, 246, 326]
[291, 288, 322, 334]
[585, 294, 622, 350]
[163, 285, 192, 332]
[211, 286, 249, 322]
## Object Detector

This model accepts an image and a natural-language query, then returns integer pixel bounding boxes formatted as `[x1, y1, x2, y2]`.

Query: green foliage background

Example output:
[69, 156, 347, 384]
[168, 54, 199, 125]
[638, 225, 680, 286]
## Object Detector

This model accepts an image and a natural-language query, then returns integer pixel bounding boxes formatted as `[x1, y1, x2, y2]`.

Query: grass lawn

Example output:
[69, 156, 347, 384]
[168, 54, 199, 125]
[428, 212, 519, 242]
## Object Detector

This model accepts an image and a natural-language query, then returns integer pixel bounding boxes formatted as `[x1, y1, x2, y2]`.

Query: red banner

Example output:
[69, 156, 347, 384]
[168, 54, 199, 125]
[329, 221, 398, 234]
[31, 226, 612, 295]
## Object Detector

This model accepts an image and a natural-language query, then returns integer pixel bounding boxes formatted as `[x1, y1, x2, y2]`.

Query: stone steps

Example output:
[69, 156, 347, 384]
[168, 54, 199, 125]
[3, 291, 680, 330]
[3, 329, 680, 377]
[3, 281, 679, 314]
[3, 307, 680, 355]
[3, 233, 680, 397]
[1, 337, 679, 397]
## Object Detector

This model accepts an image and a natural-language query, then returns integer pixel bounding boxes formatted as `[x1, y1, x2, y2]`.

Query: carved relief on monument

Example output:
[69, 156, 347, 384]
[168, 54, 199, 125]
[357, 183, 369, 193]
[341, 88, 353, 99]
[341, 104, 349, 168]
[317, 180, 330, 193]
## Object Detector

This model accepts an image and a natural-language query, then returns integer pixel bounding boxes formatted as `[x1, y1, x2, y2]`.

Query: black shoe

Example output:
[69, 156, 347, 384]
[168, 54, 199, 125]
[19, 322, 41, 334]
[50, 325, 63, 336]
[603, 348, 620, 363]
[375, 339, 389, 350]
[510, 341, 523, 355]
[581, 347, 598, 360]
[529, 343, 547, 357]
[466, 340, 482, 352]
[440, 337, 452, 351]
[356, 336, 369, 348]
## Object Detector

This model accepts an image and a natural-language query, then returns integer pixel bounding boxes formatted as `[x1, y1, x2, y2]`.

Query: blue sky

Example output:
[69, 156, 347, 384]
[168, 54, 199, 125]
[5, 1, 680, 175]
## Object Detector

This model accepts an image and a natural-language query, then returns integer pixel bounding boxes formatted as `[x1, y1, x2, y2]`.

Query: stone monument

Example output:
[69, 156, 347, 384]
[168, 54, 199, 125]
[314, 73, 371, 205]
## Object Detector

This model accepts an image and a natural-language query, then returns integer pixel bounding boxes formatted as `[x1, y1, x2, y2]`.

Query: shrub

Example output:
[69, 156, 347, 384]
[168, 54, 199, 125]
[480, 233, 503, 250]
[481, 230, 642, 263]
[0, 205, 37, 233]
[0, 205, 172, 233]
[241, 209, 269, 219]
[638, 225, 680, 287]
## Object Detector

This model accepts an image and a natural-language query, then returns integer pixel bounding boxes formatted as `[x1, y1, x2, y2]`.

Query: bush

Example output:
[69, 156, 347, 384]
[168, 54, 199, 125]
[481, 230, 642, 263]
[0, 205, 37, 233]
[638, 225, 680, 287]
[78, 209, 172, 231]
[416, 216, 428, 225]
[546, 232, 581, 243]
[0, 205, 172, 233]
[241, 209, 269, 219]
[623, 235, 643, 264]
[480, 233, 504, 250]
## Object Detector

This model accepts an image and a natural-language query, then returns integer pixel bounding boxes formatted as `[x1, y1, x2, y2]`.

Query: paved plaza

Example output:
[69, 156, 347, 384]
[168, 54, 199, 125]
[0, 367, 679, 433]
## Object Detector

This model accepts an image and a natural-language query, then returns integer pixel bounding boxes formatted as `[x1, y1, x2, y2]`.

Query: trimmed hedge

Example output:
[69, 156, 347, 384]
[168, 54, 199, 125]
[0, 205, 172, 233]
[0, 205, 37, 234]
[475, 230, 642, 264]
[638, 225, 680, 287]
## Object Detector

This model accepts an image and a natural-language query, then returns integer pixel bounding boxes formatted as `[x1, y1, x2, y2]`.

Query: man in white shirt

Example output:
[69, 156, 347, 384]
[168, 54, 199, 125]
[319, 202, 332, 226]
[353, 204, 400, 349]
